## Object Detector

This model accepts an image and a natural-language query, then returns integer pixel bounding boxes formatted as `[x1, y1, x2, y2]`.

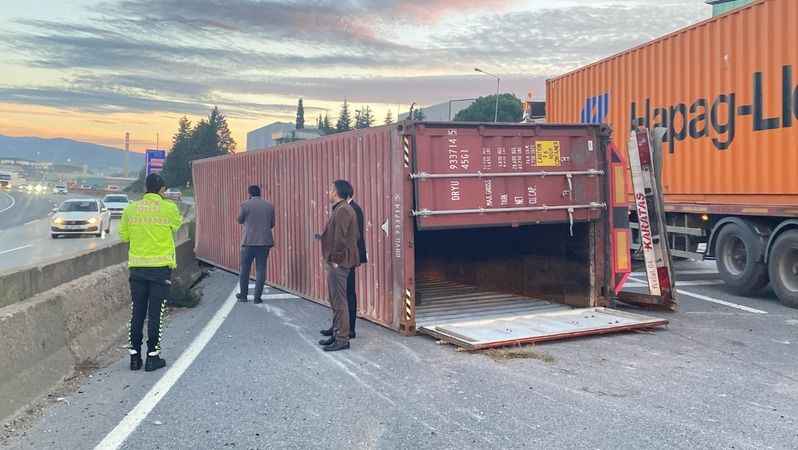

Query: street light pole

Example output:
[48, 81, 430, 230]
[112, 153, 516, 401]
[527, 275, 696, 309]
[475, 68, 500, 122]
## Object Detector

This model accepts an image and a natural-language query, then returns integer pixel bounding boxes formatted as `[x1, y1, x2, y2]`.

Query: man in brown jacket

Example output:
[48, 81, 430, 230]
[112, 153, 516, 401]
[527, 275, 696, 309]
[317, 180, 359, 352]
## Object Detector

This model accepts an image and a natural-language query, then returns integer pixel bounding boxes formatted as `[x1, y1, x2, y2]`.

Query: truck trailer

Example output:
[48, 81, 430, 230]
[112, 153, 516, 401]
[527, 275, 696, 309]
[546, 0, 798, 307]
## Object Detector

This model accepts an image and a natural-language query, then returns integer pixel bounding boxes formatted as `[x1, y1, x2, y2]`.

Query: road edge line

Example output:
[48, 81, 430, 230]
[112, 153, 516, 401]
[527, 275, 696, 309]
[94, 286, 239, 450]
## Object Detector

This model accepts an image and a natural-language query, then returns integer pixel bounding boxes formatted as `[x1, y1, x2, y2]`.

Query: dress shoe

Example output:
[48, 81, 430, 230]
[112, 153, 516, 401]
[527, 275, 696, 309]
[320, 328, 334, 337]
[323, 341, 350, 352]
[130, 354, 142, 371]
[253, 298, 263, 304]
[145, 355, 167, 372]
[318, 337, 335, 346]
[236, 293, 249, 303]
[349, 331, 356, 339]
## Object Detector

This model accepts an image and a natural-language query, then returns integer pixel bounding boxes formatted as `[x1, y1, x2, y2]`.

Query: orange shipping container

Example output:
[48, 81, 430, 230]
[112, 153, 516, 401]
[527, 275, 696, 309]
[547, 0, 798, 212]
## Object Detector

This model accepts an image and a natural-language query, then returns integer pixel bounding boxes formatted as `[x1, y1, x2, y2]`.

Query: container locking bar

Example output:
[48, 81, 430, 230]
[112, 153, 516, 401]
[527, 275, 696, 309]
[409, 169, 604, 180]
[411, 202, 606, 217]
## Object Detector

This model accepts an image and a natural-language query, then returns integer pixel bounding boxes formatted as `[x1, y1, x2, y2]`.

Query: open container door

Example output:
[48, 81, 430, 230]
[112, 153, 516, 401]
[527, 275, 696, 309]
[406, 122, 667, 348]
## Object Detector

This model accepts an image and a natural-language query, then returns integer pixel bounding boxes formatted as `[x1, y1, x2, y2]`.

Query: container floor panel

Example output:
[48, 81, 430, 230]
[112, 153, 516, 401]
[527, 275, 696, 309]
[415, 279, 571, 328]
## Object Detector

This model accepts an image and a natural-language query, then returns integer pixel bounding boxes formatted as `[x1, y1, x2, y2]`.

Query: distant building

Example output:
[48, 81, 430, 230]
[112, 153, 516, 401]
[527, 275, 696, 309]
[706, 0, 754, 16]
[398, 99, 476, 122]
[273, 128, 323, 145]
[246, 122, 296, 151]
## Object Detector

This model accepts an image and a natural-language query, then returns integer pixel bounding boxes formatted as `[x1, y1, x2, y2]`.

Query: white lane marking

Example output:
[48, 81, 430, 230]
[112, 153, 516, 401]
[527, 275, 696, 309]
[627, 276, 767, 314]
[631, 269, 718, 276]
[0, 192, 15, 213]
[95, 287, 239, 450]
[0, 244, 32, 255]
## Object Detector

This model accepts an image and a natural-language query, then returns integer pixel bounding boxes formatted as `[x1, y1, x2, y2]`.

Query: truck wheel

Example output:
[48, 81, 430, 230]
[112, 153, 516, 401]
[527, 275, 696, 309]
[768, 230, 798, 309]
[715, 223, 769, 295]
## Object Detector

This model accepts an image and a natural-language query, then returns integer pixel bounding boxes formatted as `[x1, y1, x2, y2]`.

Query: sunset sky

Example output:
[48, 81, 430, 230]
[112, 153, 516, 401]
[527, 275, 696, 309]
[0, 0, 709, 152]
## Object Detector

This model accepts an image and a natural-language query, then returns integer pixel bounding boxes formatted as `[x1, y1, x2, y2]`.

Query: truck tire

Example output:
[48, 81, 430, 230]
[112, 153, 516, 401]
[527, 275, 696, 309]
[768, 230, 798, 309]
[715, 223, 769, 295]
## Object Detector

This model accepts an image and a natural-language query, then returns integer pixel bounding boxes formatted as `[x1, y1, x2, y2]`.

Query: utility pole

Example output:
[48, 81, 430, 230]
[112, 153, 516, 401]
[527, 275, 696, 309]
[124, 132, 130, 178]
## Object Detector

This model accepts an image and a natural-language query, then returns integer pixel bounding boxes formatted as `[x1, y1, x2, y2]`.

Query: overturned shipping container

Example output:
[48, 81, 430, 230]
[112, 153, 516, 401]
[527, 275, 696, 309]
[193, 122, 665, 348]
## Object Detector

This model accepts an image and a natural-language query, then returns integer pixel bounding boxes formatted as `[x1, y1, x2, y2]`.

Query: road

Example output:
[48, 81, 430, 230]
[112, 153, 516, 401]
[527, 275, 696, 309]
[3, 260, 797, 449]
[0, 191, 120, 273]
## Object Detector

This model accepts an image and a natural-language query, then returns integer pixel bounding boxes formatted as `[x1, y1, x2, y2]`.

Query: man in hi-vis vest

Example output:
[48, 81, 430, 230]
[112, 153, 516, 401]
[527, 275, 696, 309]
[120, 173, 182, 372]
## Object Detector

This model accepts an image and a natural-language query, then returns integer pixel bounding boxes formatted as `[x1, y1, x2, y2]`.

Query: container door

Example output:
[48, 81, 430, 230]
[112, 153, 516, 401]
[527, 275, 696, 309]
[410, 123, 607, 230]
[419, 306, 668, 350]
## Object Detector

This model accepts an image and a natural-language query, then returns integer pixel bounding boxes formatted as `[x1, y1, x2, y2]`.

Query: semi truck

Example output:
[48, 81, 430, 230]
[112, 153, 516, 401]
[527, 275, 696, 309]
[546, 0, 798, 308]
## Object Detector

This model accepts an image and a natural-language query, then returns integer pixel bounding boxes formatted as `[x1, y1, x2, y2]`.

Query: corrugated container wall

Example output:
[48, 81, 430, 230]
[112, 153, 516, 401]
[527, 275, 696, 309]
[193, 122, 616, 334]
[546, 0, 798, 208]
[194, 126, 403, 330]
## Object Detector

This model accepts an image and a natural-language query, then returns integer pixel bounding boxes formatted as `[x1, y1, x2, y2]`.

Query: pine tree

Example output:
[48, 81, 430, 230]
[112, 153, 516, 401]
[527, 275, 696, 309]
[354, 108, 365, 129]
[384, 110, 394, 125]
[207, 106, 236, 154]
[163, 116, 193, 187]
[296, 98, 305, 129]
[322, 114, 332, 134]
[363, 106, 375, 127]
[335, 100, 352, 132]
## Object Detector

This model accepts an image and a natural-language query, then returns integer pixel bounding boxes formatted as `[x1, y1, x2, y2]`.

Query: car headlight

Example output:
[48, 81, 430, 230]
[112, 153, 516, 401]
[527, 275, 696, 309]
[53, 217, 64, 225]
[88, 217, 98, 224]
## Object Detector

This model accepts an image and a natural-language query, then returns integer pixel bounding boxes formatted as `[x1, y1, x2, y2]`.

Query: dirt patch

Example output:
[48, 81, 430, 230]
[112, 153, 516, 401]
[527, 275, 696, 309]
[483, 345, 556, 363]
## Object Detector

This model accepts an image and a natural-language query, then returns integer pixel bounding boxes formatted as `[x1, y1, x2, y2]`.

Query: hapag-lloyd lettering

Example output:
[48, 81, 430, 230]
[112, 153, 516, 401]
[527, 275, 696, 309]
[631, 65, 798, 153]
[636, 193, 653, 251]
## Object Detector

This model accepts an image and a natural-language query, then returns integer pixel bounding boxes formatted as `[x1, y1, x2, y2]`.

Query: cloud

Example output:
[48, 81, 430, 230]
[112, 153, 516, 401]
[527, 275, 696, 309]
[0, 85, 323, 120]
[0, 0, 709, 121]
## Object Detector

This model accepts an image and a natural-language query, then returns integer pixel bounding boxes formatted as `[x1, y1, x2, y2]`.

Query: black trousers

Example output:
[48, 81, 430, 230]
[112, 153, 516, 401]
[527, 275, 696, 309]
[347, 268, 357, 333]
[239, 245, 271, 300]
[129, 268, 171, 356]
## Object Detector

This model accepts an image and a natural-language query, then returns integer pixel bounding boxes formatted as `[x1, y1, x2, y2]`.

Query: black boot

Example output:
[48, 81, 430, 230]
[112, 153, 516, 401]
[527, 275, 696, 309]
[145, 354, 166, 372]
[318, 337, 335, 346]
[320, 328, 334, 337]
[236, 293, 249, 303]
[323, 341, 350, 352]
[130, 354, 142, 371]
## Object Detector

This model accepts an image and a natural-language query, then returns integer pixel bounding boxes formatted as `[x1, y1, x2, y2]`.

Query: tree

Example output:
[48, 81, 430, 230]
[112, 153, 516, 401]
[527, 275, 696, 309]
[296, 98, 305, 129]
[163, 116, 193, 187]
[411, 108, 426, 121]
[453, 94, 523, 122]
[322, 114, 333, 134]
[208, 106, 236, 154]
[354, 106, 375, 129]
[335, 100, 352, 132]
[384, 110, 393, 125]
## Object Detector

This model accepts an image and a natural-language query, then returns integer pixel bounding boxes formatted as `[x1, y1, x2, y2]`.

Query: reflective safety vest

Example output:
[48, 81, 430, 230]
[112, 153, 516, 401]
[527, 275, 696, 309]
[119, 193, 183, 268]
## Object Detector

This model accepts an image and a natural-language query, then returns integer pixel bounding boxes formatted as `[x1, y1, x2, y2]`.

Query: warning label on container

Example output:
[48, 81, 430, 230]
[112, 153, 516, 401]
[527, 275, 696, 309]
[535, 141, 561, 167]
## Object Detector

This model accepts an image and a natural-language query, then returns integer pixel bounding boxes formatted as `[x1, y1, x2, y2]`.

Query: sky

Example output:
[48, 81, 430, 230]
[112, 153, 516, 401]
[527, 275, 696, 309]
[0, 0, 710, 152]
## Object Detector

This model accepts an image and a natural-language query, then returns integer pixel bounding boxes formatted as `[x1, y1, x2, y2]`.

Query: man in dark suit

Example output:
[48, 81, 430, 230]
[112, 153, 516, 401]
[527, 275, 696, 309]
[236, 185, 275, 304]
[321, 191, 366, 339]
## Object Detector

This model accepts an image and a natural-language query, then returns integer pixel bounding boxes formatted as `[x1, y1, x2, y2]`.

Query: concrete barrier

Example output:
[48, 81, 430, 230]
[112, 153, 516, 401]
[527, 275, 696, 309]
[0, 223, 200, 423]
[0, 220, 193, 309]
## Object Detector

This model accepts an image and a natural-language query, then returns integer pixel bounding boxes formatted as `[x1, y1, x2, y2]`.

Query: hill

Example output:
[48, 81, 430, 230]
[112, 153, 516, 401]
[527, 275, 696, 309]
[0, 135, 145, 172]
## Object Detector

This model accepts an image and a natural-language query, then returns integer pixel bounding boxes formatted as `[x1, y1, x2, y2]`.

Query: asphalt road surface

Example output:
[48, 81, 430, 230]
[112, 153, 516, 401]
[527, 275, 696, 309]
[0, 191, 119, 274]
[3, 260, 797, 449]
[0, 191, 61, 230]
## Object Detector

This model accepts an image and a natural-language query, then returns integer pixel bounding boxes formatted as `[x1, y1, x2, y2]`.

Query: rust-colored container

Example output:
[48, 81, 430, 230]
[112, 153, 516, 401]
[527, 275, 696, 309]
[547, 0, 798, 211]
[193, 122, 615, 334]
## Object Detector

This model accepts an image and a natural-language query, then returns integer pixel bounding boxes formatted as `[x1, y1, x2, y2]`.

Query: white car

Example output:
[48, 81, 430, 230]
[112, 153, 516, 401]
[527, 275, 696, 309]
[106, 185, 121, 192]
[164, 188, 182, 202]
[50, 199, 111, 238]
[54, 184, 68, 195]
[103, 194, 130, 218]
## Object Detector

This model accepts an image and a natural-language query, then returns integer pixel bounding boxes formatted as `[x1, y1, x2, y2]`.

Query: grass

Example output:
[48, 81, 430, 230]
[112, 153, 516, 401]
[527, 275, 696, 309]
[484, 345, 556, 363]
